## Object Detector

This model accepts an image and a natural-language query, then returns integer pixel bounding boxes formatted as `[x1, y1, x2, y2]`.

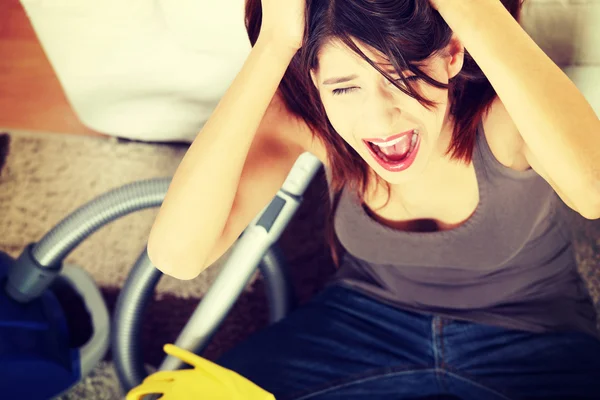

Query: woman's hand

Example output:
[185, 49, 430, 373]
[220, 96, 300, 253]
[428, 0, 482, 12]
[258, 0, 307, 51]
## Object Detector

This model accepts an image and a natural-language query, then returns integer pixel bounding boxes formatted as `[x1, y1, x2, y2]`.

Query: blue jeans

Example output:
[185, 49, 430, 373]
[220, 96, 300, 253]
[216, 284, 600, 400]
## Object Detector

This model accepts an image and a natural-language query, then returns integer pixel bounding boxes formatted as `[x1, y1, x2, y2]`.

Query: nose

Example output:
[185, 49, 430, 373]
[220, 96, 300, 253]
[359, 82, 402, 135]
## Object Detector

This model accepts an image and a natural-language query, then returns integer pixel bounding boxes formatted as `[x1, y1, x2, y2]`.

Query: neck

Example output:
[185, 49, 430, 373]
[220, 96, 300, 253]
[386, 115, 458, 207]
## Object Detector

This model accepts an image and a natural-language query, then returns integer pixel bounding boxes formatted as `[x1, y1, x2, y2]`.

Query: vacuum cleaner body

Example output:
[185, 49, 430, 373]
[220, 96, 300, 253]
[0, 250, 80, 398]
[0, 249, 110, 399]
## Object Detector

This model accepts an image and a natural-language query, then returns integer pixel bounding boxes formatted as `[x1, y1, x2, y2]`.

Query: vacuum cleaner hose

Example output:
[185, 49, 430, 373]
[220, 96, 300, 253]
[3, 176, 297, 393]
[112, 248, 163, 391]
[32, 179, 171, 267]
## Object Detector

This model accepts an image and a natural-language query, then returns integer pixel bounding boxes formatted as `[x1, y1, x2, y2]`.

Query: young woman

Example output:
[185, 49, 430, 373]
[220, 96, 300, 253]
[147, 0, 600, 398]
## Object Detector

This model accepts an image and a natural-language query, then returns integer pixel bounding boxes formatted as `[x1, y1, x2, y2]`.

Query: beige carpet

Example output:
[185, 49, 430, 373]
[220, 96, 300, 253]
[0, 129, 335, 399]
[0, 129, 598, 399]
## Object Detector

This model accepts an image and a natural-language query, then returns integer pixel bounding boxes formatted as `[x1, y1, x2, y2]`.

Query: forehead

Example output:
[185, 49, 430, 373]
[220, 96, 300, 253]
[316, 37, 437, 76]
[317, 38, 388, 73]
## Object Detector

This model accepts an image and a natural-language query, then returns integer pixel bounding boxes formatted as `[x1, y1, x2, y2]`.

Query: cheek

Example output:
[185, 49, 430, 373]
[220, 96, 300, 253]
[321, 97, 357, 138]
[405, 85, 448, 132]
[420, 78, 449, 110]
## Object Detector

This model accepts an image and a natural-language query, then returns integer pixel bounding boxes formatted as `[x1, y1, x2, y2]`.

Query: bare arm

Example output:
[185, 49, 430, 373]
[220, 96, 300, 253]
[147, 38, 300, 280]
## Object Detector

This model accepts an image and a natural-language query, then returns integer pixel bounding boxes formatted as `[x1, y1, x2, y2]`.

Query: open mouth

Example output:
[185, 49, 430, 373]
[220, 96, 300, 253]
[367, 131, 418, 162]
[363, 129, 420, 172]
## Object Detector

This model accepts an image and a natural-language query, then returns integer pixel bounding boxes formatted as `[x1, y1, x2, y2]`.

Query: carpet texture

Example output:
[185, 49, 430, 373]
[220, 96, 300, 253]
[0, 129, 598, 399]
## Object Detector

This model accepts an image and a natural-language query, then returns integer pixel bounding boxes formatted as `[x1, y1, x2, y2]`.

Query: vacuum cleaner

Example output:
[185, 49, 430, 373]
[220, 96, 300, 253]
[0, 176, 173, 399]
[0, 151, 322, 398]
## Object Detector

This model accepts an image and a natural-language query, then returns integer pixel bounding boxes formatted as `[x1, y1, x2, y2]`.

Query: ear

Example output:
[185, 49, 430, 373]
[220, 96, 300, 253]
[444, 34, 465, 80]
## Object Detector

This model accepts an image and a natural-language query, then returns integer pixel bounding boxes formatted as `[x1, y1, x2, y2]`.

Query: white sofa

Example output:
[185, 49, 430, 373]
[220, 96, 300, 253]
[20, 0, 599, 143]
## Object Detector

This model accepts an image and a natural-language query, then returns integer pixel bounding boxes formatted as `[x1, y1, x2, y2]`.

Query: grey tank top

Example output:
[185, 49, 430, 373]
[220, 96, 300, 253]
[324, 120, 599, 338]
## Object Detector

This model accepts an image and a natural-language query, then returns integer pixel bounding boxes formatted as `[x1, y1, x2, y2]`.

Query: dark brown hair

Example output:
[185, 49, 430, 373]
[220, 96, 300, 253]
[245, 0, 523, 268]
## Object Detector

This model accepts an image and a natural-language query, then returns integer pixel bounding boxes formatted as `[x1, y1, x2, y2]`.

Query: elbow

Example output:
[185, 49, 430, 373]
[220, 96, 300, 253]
[577, 178, 600, 220]
[578, 201, 600, 221]
[579, 207, 600, 221]
[147, 237, 203, 281]
[567, 168, 600, 220]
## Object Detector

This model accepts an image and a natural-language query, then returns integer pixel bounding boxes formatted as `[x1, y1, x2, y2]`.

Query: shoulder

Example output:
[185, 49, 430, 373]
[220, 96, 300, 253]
[481, 96, 531, 171]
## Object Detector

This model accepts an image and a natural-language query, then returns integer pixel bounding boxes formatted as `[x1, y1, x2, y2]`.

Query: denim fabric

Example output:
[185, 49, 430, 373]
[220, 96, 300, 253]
[216, 284, 600, 400]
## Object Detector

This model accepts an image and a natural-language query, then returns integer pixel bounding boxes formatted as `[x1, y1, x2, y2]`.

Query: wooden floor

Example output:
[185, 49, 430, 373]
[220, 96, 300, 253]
[0, 0, 107, 137]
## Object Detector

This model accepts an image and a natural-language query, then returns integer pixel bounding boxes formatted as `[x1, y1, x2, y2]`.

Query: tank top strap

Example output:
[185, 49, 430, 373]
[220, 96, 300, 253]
[474, 119, 538, 180]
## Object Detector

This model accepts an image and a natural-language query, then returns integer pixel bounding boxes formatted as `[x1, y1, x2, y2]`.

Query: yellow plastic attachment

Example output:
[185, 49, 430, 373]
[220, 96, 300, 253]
[126, 344, 276, 400]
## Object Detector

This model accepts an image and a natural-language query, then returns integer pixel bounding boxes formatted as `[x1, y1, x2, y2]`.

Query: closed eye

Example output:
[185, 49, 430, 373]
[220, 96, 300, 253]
[332, 76, 420, 96]
[332, 87, 358, 95]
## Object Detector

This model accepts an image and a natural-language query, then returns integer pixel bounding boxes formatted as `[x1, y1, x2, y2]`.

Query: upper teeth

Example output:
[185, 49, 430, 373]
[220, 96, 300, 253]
[370, 129, 418, 148]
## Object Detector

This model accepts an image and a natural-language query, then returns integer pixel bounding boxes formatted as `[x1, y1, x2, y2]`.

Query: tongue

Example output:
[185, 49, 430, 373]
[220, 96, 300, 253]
[378, 136, 411, 161]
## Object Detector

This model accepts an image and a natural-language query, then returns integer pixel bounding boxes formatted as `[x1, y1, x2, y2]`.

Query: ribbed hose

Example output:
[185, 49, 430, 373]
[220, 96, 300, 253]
[31, 179, 171, 267]
[112, 249, 162, 392]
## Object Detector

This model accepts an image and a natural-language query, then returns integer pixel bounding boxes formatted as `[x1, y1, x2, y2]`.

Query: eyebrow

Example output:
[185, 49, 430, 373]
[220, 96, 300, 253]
[322, 68, 403, 86]
[322, 75, 359, 85]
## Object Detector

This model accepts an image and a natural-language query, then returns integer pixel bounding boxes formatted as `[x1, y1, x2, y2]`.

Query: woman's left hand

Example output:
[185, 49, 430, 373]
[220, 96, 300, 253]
[429, 0, 486, 12]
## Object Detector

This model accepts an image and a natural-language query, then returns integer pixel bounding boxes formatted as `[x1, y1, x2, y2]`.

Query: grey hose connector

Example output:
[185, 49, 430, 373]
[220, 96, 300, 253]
[4, 243, 61, 302]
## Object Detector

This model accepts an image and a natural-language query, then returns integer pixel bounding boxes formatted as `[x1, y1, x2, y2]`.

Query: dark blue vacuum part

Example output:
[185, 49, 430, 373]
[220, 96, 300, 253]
[0, 251, 81, 399]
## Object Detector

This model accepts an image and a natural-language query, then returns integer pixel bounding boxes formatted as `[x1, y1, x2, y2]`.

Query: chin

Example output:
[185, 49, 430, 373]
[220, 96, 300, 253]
[375, 166, 423, 185]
